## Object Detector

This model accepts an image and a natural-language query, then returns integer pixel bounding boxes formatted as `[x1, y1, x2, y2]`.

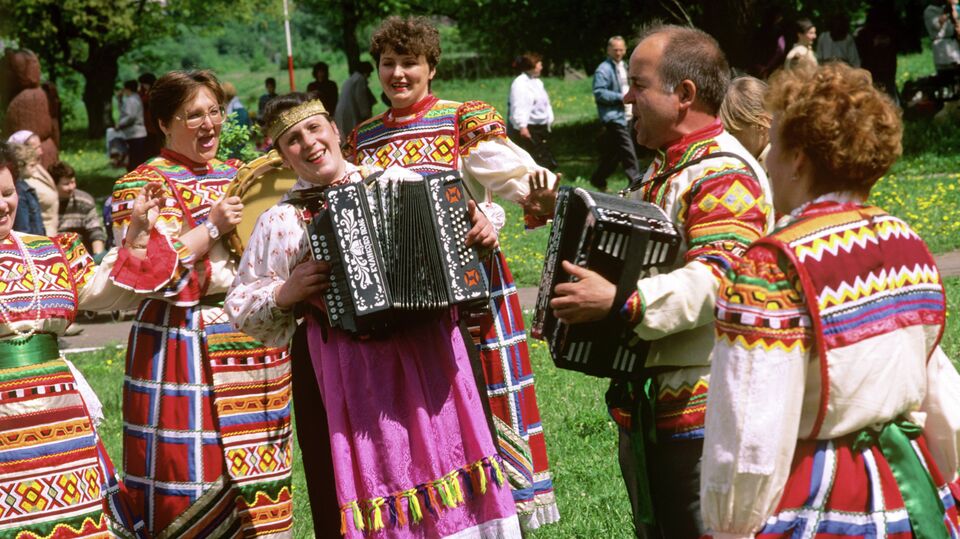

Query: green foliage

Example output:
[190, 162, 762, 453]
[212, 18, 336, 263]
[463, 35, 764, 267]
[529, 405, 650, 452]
[216, 114, 260, 163]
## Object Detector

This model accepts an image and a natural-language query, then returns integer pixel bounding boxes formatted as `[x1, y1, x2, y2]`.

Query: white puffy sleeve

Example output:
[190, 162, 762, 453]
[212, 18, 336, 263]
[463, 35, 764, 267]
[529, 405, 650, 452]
[701, 245, 812, 536]
[455, 100, 556, 226]
[919, 346, 960, 482]
[225, 203, 309, 347]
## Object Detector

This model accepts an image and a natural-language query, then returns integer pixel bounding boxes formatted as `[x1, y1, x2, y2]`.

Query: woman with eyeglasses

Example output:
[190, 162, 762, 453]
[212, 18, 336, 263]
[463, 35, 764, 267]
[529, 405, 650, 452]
[107, 70, 294, 537]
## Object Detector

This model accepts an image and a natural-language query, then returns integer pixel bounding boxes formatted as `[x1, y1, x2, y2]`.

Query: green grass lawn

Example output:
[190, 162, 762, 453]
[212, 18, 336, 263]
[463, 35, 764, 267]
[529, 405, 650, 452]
[60, 44, 960, 537]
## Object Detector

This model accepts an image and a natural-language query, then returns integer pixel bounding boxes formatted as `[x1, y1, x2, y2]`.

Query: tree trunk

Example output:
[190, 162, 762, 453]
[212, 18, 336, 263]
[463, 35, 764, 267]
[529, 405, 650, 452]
[700, 0, 757, 71]
[78, 44, 122, 138]
[339, 0, 361, 74]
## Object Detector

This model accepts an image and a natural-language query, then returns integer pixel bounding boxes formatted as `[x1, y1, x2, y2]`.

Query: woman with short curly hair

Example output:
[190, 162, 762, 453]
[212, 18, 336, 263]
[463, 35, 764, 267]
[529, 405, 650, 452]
[347, 14, 560, 534]
[702, 62, 960, 536]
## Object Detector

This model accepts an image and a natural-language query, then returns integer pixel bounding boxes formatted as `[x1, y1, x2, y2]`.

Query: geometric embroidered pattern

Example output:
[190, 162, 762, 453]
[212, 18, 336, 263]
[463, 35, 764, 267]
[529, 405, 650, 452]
[113, 152, 293, 537]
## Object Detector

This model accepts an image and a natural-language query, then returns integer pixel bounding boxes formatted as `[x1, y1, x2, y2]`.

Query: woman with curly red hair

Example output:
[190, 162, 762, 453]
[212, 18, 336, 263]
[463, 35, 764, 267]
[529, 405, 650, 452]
[702, 62, 960, 536]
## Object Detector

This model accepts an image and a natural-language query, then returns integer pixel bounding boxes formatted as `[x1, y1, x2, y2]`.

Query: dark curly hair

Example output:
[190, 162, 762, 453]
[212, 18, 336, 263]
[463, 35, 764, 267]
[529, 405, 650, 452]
[370, 16, 442, 69]
[48, 161, 76, 183]
[766, 63, 902, 196]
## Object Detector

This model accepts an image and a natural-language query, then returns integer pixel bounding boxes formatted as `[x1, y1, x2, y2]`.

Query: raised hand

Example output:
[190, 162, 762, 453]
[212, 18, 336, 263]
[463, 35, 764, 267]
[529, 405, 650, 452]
[126, 182, 164, 248]
[521, 169, 561, 218]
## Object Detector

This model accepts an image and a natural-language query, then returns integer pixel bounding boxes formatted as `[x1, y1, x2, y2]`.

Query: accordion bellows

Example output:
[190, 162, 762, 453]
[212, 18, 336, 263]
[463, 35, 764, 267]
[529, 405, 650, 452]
[532, 187, 681, 378]
[309, 170, 490, 334]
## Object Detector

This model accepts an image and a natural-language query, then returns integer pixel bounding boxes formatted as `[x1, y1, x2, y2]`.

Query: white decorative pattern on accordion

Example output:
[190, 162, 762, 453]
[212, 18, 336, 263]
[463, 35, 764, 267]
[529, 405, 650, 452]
[309, 171, 489, 334]
[326, 186, 389, 313]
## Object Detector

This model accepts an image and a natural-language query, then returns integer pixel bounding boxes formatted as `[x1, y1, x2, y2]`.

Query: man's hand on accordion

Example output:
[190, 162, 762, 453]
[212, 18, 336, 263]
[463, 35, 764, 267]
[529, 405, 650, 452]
[550, 260, 616, 324]
[465, 200, 499, 253]
[274, 260, 332, 311]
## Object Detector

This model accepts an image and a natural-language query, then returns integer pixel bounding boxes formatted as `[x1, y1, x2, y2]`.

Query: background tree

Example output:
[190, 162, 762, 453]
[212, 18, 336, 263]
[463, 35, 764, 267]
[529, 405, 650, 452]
[0, 0, 270, 138]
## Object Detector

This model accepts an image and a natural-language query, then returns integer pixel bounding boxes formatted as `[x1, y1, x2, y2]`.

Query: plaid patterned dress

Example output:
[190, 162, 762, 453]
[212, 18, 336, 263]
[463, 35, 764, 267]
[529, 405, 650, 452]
[109, 150, 293, 537]
[0, 233, 142, 538]
[704, 196, 960, 536]
[347, 95, 559, 529]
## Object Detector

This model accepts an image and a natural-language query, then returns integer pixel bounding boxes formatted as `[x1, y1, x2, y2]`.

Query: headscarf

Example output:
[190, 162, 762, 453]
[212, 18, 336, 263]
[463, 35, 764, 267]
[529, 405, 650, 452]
[266, 100, 328, 142]
[6, 130, 35, 145]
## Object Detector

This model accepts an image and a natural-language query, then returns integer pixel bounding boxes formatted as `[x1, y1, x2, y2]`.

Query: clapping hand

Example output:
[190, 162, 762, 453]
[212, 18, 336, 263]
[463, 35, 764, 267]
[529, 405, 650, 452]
[126, 182, 164, 248]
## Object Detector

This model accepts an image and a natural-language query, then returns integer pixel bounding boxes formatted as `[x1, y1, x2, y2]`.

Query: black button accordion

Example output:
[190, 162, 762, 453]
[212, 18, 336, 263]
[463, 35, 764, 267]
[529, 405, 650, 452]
[306, 171, 490, 335]
[532, 187, 681, 379]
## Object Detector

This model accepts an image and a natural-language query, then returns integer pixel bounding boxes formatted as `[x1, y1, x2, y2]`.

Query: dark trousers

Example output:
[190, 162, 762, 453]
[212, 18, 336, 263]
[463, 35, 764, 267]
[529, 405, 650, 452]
[125, 137, 150, 172]
[289, 323, 341, 536]
[618, 429, 705, 539]
[509, 123, 558, 171]
[591, 121, 640, 190]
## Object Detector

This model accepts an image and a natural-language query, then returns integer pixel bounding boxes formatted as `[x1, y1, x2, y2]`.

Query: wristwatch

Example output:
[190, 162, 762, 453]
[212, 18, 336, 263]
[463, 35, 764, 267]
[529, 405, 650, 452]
[204, 220, 221, 240]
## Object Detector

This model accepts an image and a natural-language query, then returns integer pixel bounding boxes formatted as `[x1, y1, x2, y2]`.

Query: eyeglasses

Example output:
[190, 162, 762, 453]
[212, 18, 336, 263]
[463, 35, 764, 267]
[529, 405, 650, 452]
[175, 107, 226, 128]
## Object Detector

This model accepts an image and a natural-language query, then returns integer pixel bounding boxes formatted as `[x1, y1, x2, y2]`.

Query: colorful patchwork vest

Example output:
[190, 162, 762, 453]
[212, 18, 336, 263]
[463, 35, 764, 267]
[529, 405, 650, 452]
[756, 201, 946, 438]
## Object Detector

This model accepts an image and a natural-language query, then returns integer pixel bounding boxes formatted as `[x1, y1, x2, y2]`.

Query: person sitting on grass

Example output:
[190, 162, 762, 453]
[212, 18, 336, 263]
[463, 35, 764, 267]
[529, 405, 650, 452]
[49, 160, 107, 263]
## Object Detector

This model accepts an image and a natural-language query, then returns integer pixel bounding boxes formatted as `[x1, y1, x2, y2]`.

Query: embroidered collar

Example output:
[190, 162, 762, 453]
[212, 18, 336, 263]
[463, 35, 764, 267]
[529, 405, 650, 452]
[160, 148, 214, 174]
[656, 119, 724, 172]
[385, 94, 439, 125]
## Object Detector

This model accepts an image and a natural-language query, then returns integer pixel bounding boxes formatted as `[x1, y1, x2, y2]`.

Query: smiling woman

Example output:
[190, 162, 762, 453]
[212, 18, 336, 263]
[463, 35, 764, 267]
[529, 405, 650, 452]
[105, 70, 295, 537]
[345, 15, 562, 533]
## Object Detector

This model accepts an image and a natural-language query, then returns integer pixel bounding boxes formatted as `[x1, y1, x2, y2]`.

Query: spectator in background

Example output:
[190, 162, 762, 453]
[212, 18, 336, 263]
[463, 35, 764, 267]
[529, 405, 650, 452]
[817, 13, 861, 67]
[720, 76, 772, 168]
[8, 130, 57, 235]
[924, 0, 960, 76]
[49, 160, 107, 262]
[590, 36, 639, 191]
[752, 8, 788, 79]
[307, 61, 338, 113]
[222, 81, 252, 128]
[857, 2, 900, 102]
[258, 77, 277, 122]
[138, 72, 162, 158]
[508, 52, 558, 170]
[6, 136, 44, 235]
[786, 18, 819, 71]
[117, 79, 148, 171]
[334, 61, 376, 141]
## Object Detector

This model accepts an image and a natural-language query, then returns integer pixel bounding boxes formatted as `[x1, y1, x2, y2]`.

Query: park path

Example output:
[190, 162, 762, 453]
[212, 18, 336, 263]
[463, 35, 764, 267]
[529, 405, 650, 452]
[61, 250, 960, 353]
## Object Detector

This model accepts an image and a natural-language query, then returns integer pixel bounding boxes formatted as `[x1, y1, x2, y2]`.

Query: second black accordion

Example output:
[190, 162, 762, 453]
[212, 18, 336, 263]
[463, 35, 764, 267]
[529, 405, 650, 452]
[307, 171, 489, 334]
[532, 187, 681, 379]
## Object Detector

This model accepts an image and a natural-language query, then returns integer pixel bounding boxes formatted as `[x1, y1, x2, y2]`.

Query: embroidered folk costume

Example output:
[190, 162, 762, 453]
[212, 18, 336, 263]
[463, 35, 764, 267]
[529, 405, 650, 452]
[608, 120, 773, 530]
[346, 94, 559, 530]
[0, 232, 142, 538]
[225, 124, 521, 537]
[703, 194, 960, 537]
[109, 150, 293, 537]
